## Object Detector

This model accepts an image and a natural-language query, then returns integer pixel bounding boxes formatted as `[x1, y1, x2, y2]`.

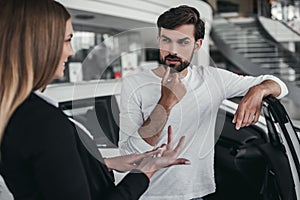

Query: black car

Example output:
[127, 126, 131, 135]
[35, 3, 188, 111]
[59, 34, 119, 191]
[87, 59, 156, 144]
[206, 96, 300, 200]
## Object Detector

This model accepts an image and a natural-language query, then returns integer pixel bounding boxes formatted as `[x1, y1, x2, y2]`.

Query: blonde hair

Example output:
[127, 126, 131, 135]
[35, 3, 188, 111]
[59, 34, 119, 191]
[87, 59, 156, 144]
[0, 0, 70, 141]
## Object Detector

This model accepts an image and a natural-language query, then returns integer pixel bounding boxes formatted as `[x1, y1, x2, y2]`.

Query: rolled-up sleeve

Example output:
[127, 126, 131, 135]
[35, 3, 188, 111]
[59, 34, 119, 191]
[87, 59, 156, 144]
[262, 75, 288, 99]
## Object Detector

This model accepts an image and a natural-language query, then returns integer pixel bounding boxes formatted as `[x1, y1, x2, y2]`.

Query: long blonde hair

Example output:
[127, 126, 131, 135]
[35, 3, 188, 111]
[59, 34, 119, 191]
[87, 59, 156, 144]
[0, 0, 71, 141]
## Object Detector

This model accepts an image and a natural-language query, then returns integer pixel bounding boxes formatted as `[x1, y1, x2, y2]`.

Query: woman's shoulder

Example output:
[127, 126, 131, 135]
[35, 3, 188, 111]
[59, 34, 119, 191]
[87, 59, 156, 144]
[17, 93, 66, 123]
[3, 93, 76, 158]
[7, 93, 73, 138]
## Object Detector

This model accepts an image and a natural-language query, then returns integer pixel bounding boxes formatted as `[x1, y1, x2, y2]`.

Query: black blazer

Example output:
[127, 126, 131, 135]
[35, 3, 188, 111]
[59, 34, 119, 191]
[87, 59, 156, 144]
[1, 93, 149, 200]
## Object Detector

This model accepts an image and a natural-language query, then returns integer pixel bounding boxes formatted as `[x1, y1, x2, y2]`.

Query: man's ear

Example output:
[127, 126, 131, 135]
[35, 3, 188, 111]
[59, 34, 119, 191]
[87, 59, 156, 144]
[193, 39, 202, 52]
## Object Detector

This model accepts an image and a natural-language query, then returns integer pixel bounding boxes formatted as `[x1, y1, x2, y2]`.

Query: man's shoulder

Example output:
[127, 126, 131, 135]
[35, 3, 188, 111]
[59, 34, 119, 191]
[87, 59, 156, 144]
[189, 65, 236, 84]
[190, 65, 224, 76]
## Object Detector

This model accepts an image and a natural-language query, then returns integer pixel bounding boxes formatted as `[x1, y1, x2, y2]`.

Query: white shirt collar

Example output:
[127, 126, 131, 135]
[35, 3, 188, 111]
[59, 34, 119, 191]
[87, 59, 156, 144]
[34, 90, 59, 108]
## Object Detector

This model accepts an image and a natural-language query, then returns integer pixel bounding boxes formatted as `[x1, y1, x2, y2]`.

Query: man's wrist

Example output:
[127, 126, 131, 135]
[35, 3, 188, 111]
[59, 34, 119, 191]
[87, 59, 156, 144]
[255, 84, 269, 97]
[258, 80, 281, 98]
[157, 100, 172, 114]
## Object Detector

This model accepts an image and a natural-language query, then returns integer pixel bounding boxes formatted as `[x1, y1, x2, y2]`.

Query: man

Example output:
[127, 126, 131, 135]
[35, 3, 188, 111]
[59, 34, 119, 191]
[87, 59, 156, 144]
[119, 5, 288, 200]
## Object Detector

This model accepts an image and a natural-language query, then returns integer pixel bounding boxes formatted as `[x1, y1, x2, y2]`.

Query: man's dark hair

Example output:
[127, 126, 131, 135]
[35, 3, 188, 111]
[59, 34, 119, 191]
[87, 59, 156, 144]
[157, 5, 205, 40]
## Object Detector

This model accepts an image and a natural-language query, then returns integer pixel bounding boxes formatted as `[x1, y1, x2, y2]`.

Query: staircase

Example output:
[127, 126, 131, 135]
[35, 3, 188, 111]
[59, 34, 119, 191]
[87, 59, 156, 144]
[211, 17, 300, 106]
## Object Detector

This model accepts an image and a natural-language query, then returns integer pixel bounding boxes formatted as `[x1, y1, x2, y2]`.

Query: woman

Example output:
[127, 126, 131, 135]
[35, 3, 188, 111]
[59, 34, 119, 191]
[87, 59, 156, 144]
[0, 0, 189, 199]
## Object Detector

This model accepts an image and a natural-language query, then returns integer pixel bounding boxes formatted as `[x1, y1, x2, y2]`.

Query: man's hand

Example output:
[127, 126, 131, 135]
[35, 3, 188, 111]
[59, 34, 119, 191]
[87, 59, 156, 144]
[232, 80, 281, 130]
[232, 86, 264, 130]
[139, 67, 187, 146]
[159, 67, 186, 111]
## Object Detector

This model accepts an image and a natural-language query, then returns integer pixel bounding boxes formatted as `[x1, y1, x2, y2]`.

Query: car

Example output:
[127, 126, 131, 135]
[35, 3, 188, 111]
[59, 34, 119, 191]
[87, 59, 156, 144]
[53, 80, 299, 200]
[56, 81, 300, 200]
[206, 96, 300, 200]
[1, 82, 299, 200]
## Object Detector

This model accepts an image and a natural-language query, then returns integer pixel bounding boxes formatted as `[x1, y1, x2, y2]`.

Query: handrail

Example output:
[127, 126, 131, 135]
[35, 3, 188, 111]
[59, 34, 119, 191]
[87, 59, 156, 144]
[271, 15, 300, 37]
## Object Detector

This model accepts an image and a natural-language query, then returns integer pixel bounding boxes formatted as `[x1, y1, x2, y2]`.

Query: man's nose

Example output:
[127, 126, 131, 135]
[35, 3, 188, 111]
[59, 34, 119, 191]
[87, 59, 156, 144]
[168, 42, 179, 55]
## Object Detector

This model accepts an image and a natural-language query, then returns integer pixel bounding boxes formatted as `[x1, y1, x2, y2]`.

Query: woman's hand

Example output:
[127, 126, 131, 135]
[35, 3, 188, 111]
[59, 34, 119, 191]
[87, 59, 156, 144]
[104, 153, 150, 172]
[104, 125, 189, 178]
[136, 125, 190, 178]
[104, 149, 163, 172]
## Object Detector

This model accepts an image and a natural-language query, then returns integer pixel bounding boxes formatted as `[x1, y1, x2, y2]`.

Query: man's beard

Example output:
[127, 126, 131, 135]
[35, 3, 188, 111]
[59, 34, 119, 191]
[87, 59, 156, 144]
[159, 54, 192, 73]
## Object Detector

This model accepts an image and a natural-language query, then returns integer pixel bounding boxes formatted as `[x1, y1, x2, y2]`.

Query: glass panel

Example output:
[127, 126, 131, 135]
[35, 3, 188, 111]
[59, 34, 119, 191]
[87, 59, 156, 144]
[51, 25, 143, 84]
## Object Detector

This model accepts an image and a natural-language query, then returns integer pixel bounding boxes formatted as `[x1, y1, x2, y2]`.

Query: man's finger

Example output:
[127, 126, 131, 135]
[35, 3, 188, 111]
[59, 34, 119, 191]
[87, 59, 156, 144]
[253, 111, 260, 123]
[235, 108, 245, 130]
[162, 67, 170, 85]
[253, 106, 262, 123]
[232, 113, 237, 123]
[233, 107, 241, 123]
[235, 111, 245, 130]
[172, 72, 179, 82]
[243, 112, 251, 127]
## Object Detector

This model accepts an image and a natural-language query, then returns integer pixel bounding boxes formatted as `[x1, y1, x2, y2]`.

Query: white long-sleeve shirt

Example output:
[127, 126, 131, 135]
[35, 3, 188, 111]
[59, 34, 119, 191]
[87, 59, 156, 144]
[119, 65, 288, 199]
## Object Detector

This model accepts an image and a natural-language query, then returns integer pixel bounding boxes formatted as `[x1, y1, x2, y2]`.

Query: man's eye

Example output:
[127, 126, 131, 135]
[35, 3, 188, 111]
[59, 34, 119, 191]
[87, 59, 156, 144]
[179, 40, 191, 45]
[162, 38, 170, 43]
